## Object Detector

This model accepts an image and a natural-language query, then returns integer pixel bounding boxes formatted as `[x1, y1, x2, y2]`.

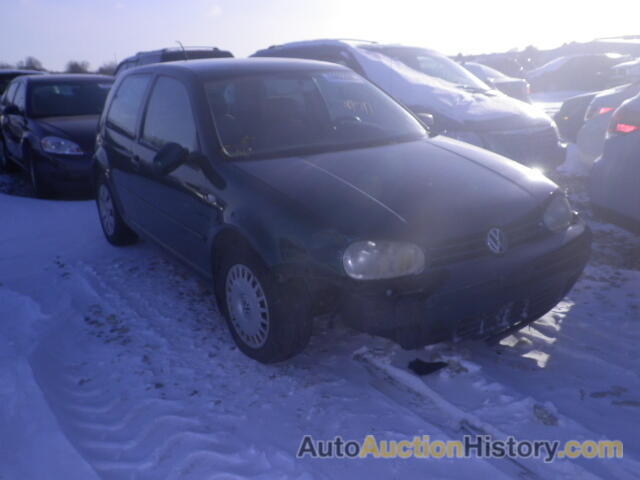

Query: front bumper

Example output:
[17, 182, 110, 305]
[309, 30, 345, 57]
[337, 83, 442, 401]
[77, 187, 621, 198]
[34, 150, 93, 189]
[334, 221, 592, 349]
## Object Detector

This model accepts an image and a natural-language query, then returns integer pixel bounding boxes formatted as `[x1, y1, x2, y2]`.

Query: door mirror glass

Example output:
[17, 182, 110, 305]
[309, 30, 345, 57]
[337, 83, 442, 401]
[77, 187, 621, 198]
[417, 112, 435, 128]
[153, 142, 187, 175]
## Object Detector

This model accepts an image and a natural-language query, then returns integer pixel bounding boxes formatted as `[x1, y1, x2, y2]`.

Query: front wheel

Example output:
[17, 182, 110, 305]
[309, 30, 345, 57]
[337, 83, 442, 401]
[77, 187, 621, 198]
[215, 248, 312, 363]
[28, 155, 53, 198]
[0, 138, 17, 173]
[96, 174, 137, 246]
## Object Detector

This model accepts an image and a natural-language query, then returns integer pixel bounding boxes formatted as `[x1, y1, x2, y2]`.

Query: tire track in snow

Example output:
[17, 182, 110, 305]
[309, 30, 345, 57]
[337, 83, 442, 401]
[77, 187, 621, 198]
[355, 343, 639, 480]
[30, 262, 281, 480]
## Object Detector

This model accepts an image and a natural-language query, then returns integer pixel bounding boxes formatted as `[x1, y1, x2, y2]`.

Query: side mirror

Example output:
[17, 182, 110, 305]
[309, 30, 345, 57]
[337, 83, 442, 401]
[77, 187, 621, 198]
[153, 142, 187, 175]
[3, 104, 21, 116]
[417, 112, 435, 128]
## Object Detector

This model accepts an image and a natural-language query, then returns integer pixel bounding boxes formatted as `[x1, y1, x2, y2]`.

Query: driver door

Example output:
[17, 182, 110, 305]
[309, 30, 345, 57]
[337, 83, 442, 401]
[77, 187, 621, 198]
[132, 75, 216, 272]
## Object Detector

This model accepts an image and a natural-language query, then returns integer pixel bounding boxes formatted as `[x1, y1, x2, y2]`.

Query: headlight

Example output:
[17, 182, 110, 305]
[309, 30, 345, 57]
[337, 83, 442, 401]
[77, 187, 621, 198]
[543, 194, 573, 232]
[342, 241, 426, 280]
[41, 136, 83, 155]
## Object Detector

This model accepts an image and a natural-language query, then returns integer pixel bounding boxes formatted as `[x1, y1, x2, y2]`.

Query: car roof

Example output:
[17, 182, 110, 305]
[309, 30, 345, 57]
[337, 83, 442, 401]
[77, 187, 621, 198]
[362, 44, 440, 56]
[0, 69, 45, 76]
[119, 46, 233, 63]
[25, 74, 113, 84]
[253, 39, 376, 55]
[124, 57, 349, 80]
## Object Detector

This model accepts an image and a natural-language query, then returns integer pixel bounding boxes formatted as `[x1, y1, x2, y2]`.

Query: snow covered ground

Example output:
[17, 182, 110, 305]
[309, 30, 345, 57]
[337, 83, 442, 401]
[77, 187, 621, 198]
[0, 147, 638, 479]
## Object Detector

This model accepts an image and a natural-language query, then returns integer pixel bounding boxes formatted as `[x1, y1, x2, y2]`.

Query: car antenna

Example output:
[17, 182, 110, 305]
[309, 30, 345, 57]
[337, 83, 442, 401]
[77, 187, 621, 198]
[176, 40, 189, 61]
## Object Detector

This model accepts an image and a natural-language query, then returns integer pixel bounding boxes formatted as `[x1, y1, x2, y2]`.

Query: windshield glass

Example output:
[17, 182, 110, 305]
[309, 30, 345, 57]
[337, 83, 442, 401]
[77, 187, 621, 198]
[367, 47, 489, 90]
[29, 81, 112, 117]
[206, 70, 426, 158]
[465, 62, 507, 80]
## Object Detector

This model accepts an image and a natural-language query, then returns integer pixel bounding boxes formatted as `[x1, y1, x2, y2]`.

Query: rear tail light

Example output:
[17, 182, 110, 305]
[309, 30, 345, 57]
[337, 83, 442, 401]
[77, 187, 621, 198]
[586, 106, 615, 121]
[609, 110, 640, 135]
[611, 123, 639, 134]
[597, 107, 615, 115]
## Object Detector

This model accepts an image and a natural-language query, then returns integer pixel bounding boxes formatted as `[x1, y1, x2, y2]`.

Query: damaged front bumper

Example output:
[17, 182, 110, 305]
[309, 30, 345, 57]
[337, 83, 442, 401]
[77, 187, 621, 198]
[334, 220, 592, 349]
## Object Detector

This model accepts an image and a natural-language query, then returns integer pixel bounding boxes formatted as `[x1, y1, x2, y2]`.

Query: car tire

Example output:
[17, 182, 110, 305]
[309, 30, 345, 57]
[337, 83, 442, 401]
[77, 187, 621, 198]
[0, 138, 17, 173]
[214, 246, 312, 363]
[27, 152, 53, 198]
[96, 174, 138, 246]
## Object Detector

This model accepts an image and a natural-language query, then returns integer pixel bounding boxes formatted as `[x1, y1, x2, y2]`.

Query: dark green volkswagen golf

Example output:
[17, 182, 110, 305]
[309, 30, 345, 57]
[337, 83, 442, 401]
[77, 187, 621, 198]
[94, 58, 591, 363]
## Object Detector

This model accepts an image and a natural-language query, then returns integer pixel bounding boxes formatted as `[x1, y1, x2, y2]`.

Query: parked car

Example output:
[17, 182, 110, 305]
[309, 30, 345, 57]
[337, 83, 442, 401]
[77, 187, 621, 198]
[114, 46, 233, 76]
[462, 62, 531, 103]
[252, 40, 564, 171]
[526, 53, 630, 93]
[576, 82, 640, 165]
[554, 91, 600, 143]
[0, 74, 113, 195]
[609, 58, 640, 86]
[0, 69, 44, 95]
[94, 58, 591, 363]
[590, 93, 640, 233]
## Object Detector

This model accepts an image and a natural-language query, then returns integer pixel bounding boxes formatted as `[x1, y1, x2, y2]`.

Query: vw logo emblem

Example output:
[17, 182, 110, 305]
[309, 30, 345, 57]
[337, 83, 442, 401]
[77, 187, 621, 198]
[486, 227, 508, 255]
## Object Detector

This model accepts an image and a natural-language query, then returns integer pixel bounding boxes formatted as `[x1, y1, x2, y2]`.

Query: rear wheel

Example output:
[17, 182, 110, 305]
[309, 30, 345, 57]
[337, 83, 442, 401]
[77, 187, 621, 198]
[214, 247, 312, 363]
[96, 174, 137, 246]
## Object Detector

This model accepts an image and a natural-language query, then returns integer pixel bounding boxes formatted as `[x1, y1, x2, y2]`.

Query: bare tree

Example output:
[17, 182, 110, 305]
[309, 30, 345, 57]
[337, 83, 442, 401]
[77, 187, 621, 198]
[0, 61, 15, 69]
[96, 61, 117, 76]
[66, 60, 90, 74]
[17, 56, 45, 71]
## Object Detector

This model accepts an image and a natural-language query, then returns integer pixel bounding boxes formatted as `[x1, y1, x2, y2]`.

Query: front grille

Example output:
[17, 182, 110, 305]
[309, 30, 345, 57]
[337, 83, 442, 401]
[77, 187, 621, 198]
[450, 232, 591, 340]
[484, 126, 560, 164]
[429, 215, 545, 268]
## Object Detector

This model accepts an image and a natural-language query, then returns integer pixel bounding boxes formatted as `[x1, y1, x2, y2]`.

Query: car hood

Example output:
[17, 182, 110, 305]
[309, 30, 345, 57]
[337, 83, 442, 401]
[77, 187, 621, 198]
[38, 115, 100, 153]
[235, 137, 557, 244]
[352, 48, 550, 131]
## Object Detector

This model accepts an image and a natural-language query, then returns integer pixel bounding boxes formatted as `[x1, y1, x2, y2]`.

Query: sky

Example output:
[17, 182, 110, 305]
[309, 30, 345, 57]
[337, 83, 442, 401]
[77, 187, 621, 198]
[1, 0, 639, 71]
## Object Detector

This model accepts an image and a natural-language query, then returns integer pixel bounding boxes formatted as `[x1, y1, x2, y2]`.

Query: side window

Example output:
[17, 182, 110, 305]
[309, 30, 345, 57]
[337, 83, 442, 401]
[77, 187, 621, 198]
[2, 81, 18, 106]
[142, 76, 198, 152]
[13, 82, 26, 111]
[106, 74, 151, 136]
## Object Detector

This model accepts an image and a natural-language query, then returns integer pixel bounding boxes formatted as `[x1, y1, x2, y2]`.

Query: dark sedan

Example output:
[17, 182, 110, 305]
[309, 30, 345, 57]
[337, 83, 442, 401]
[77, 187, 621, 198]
[590, 93, 640, 233]
[554, 91, 599, 143]
[94, 59, 591, 363]
[0, 74, 113, 196]
[463, 62, 531, 103]
[526, 53, 630, 93]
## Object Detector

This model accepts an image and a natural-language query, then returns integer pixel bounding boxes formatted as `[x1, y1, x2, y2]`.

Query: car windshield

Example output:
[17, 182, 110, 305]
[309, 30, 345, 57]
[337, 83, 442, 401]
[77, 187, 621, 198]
[466, 62, 508, 80]
[29, 80, 112, 117]
[367, 47, 489, 91]
[205, 70, 426, 158]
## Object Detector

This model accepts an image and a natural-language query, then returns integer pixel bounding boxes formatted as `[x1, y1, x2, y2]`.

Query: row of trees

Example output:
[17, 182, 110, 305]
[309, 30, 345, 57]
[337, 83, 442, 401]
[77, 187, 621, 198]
[0, 56, 117, 75]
